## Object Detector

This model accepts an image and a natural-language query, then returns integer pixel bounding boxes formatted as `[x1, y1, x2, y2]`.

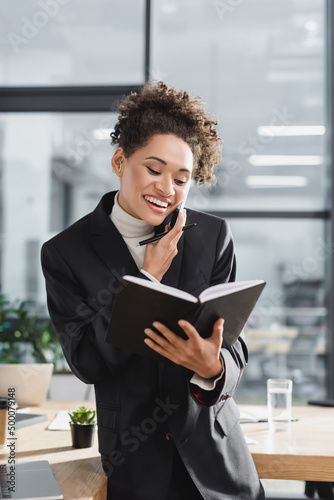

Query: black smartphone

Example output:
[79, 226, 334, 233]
[170, 200, 185, 229]
[137, 199, 193, 246]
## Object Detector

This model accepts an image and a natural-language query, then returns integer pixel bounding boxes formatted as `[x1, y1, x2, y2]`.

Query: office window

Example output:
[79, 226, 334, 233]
[157, 0, 326, 212]
[154, 0, 328, 400]
[0, 0, 331, 401]
[229, 218, 327, 402]
[0, 112, 118, 308]
[0, 0, 145, 86]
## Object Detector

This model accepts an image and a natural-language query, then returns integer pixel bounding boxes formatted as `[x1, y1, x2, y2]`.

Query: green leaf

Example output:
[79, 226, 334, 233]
[68, 407, 96, 425]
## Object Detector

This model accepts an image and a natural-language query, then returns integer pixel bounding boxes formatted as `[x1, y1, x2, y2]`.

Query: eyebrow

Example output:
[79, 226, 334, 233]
[144, 156, 191, 173]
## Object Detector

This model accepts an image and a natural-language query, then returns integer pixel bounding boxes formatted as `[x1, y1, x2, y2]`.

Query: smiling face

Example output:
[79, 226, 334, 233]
[112, 134, 193, 225]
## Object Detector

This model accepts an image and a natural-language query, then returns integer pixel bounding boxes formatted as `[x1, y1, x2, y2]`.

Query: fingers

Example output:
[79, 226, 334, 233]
[146, 319, 224, 346]
[178, 319, 200, 340]
[175, 209, 186, 231]
[147, 210, 184, 252]
[144, 336, 175, 362]
[166, 211, 185, 248]
[211, 318, 224, 345]
[144, 322, 184, 362]
[179, 318, 224, 345]
[177, 318, 224, 341]
[214, 318, 224, 331]
[142, 211, 185, 281]
[166, 210, 185, 240]
[144, 322, 180, 351]
[144, 322, 179, 359]
[144, 321, 198, 369]
[144, 319, 225, 375]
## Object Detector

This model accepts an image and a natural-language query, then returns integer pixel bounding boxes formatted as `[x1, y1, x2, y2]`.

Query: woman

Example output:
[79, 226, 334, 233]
[41, 81, 264, 500]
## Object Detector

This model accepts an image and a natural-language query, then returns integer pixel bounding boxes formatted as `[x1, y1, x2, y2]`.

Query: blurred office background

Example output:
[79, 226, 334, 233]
[0, 0, 333, 404]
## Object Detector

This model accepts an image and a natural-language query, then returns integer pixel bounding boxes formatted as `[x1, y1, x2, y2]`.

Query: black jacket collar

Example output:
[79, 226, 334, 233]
[90, 191, 184, 288]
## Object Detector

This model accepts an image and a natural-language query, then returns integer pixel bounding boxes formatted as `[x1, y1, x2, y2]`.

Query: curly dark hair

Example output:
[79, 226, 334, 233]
[110, 81, 222, 185]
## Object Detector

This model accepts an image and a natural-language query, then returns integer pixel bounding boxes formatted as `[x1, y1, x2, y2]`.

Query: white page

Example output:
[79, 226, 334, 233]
[245, 436, 259, 445]
[123, 275, 198, 302]
[239, 406, 269, 423]
[198, 280, 265, 303]
[239, 406, 297, 423]
[48, 410, 71, 430]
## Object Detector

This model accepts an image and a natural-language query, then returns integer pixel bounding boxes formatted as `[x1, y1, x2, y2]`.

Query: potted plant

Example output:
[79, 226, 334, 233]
[0, 294, 90, 401]
[0, 294, 66, 369]
[68, 406, 97, 448]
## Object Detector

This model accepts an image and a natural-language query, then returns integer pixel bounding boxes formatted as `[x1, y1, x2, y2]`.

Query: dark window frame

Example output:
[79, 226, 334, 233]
[326, 0, 334, 399]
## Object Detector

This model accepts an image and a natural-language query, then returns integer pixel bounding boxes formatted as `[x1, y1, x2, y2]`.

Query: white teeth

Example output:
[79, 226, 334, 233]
[144, 196, 168, 208]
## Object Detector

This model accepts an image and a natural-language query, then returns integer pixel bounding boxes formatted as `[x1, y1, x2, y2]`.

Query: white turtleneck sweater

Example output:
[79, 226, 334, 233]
[109, 192, 158, 281]
[109, 192, 223, 390]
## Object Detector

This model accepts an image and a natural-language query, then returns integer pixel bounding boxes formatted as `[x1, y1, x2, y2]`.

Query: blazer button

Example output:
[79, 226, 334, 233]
[165, 432, 172, 441]
[219, 393, 230, 402]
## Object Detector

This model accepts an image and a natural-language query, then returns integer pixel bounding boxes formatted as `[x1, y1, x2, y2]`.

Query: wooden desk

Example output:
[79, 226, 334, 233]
[245, 328, 299, 354]
[0, 401, 106, 500]
[240, 405, 334, 481]
[1, 402, 333, 499]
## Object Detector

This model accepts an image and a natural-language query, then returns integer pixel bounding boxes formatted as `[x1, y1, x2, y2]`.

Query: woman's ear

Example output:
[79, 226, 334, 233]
[111, 148, 124, 177]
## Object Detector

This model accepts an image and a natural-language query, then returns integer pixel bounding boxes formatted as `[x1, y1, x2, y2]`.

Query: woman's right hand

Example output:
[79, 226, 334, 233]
[142, 210, 186, 282]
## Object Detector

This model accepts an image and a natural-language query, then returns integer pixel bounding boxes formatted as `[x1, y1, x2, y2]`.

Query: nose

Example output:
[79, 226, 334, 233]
[154, 176, 174, 197]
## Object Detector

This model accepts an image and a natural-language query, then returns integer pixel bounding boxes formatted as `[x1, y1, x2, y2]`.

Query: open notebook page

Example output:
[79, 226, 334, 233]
[123, 275, 198, 302]
[198, 280, 265, 303]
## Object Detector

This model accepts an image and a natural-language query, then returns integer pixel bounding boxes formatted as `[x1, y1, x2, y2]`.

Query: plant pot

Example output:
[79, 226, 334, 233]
[70, 423, 96, 448]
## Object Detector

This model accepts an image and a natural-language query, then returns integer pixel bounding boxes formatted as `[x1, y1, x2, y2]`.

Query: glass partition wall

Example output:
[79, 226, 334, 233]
[0, 0, 331, 402]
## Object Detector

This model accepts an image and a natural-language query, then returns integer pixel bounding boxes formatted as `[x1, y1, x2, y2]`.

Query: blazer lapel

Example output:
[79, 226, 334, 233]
[90, 192, 139, 280]
[90, 190, 184, 287]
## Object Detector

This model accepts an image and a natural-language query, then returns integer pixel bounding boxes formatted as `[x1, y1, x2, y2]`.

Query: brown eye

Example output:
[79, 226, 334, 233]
[146, 166, 160, 175]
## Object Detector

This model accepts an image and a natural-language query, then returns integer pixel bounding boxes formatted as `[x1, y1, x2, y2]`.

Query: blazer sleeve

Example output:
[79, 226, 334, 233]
[41, 241, 146, 384]
[189, 219, 248, 406]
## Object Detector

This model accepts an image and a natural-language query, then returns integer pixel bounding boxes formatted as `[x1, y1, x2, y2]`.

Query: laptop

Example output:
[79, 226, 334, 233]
[0, 460, 63, 499]
[15, 413, 48, 429]
[0, 364, 53, 407]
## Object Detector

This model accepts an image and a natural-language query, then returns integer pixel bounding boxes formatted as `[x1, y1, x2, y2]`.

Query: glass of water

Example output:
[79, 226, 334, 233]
[267, 378, 292, 431]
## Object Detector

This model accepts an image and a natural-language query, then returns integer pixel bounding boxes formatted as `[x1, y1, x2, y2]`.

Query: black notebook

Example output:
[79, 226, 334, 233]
[106, 275, 266, 360]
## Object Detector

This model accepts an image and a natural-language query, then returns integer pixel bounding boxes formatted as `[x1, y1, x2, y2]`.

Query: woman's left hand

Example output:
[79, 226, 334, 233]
[144, 318, 224, 379]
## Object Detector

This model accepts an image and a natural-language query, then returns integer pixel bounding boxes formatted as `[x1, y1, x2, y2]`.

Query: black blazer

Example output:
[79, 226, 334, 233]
[41, 191, 264, 500]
